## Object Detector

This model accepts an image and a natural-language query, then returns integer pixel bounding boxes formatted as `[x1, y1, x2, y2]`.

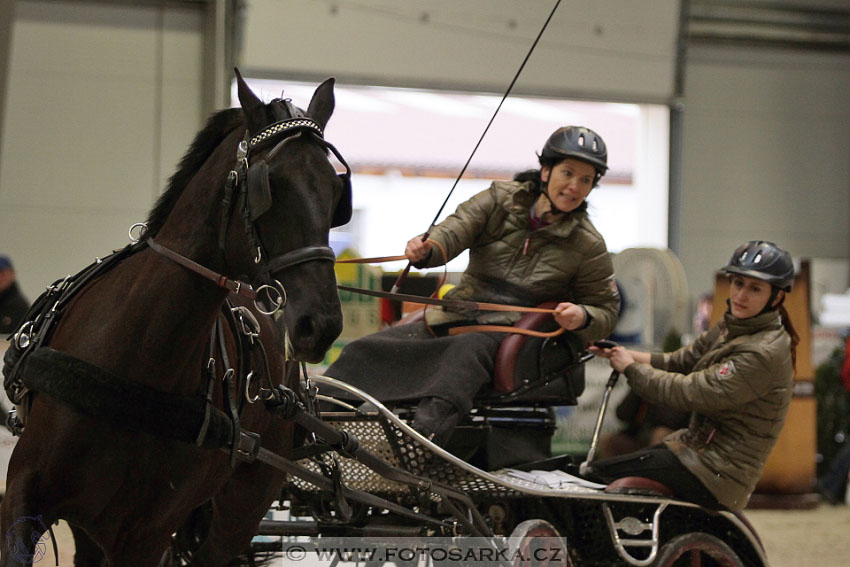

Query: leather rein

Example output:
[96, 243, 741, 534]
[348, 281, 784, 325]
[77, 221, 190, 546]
[336, 252, 565, 338]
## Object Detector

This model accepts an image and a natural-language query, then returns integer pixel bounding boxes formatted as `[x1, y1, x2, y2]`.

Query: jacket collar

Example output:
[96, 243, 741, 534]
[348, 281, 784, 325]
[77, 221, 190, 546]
[724, 309, 782, 339]
[509, 181, 586, 238]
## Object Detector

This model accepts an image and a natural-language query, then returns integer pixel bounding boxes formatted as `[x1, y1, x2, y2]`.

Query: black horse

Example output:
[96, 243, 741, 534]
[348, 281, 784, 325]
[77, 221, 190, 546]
[1, 71, 348, 566]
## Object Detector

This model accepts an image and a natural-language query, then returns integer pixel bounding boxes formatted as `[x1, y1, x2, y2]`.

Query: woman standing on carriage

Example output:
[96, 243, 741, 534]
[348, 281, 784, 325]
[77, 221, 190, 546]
[589, 240, 798, 511]
[325, 126, 620, 445]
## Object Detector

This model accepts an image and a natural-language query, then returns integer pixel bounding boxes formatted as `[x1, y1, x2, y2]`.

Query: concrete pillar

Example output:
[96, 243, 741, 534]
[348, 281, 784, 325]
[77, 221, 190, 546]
[0, 0, 17, 179]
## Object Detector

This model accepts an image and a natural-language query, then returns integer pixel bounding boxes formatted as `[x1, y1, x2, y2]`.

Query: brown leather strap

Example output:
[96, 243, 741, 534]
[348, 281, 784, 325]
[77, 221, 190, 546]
[336, 254, 408, 264]
[449, 325, 565, 338]
[147, 238, 257, 299]
[336, 253, 565, 336]
[335, 285, 555, 314]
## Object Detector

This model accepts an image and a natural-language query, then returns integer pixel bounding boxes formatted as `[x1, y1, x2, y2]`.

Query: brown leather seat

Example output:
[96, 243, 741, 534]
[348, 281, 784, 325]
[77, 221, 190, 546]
[394, 303, 587, 405]
[492, 301, 557, 393]
[604, 476, 676, 498]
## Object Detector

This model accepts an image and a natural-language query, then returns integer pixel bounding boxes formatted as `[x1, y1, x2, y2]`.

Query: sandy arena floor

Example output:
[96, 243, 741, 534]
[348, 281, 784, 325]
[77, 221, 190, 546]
[745, 505, 850, 567]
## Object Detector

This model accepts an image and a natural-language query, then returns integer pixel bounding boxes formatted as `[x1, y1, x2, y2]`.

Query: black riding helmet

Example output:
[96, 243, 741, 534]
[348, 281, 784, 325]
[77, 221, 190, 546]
[539, 126, 608, 186]
[724, 240, 794, 292]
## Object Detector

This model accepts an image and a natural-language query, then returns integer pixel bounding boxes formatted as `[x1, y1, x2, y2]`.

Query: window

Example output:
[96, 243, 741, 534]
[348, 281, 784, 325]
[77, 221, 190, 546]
[234, 79, 669, 271]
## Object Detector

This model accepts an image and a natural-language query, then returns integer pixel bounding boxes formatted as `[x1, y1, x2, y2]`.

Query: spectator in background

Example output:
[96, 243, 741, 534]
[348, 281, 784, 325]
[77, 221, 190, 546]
[819, 440, 850, 504]
[0, 255, 30, 336]
[693, 293, 714, 336]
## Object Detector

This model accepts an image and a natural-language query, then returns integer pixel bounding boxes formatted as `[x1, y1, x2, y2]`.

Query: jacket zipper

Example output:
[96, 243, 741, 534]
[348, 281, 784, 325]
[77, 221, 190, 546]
[506, 229, 532, 273]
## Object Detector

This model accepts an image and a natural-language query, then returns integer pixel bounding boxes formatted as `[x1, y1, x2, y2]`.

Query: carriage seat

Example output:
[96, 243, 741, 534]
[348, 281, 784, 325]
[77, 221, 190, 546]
[394, 302, 587, 406]
[604, 477, 676, 498]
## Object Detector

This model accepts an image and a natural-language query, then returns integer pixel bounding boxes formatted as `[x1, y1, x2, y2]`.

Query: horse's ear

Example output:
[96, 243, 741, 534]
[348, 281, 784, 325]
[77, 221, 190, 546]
[307, 78, 336, 130]
[235, 68, 265, 132]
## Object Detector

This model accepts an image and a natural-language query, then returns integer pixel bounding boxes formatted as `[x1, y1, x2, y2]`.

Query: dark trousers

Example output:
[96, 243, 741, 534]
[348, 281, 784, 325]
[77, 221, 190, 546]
[325, 321, 504, 446]
[588, 444, 724, 510]
[820, 441, 850, 503]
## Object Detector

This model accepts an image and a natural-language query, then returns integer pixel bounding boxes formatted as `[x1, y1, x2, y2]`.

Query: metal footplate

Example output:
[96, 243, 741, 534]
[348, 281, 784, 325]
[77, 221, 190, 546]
[601, 501, 668, 567]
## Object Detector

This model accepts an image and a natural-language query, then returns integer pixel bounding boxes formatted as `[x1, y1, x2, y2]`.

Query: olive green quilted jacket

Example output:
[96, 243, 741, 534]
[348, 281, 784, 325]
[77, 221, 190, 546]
[624, 310, 794, 510]
[420, 180, 619, 343]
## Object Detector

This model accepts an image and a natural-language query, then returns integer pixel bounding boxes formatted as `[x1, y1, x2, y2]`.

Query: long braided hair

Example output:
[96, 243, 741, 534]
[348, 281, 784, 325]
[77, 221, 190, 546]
[775, 295, 800, 372]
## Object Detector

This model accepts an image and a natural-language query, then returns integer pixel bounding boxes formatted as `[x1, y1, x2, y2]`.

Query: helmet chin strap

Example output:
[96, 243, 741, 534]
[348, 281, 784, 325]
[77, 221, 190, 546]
[538, 178, 566, 216]
[760, 288, 784, 315]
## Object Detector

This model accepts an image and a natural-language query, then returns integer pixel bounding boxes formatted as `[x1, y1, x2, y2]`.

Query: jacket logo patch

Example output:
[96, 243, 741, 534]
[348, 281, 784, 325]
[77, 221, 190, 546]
[716, 361, 735, 378]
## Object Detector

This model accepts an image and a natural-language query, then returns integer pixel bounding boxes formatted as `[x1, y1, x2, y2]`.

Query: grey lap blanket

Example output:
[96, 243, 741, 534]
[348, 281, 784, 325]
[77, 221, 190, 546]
[322, 321, 505, 416]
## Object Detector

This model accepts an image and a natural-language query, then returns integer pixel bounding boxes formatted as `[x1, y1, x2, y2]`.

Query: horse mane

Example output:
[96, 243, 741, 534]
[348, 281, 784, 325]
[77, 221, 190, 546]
[145, 108, 245, 236]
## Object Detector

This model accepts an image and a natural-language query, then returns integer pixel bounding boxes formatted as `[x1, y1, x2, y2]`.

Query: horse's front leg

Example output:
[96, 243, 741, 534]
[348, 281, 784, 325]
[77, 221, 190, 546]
[69, 524, 106, 567]
[188, 420, 292, 566]
[0, 439, 55, 567]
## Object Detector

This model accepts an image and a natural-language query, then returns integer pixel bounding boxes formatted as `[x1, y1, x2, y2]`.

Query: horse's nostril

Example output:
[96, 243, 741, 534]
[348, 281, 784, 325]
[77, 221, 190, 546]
[295, 316, 316, 339]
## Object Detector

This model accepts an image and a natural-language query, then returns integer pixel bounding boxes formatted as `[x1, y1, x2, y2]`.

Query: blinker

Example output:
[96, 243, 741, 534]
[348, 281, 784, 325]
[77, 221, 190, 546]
[245, 117, 353, 228]
[331, 175, 352, 228]
[246, 160, 273, 221]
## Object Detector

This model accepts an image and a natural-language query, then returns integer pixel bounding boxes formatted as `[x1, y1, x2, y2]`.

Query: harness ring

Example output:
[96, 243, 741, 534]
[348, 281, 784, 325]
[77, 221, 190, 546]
[254, 281, 287, 315]
[13, 321, 33, 350]
[128, 222, 148, 244]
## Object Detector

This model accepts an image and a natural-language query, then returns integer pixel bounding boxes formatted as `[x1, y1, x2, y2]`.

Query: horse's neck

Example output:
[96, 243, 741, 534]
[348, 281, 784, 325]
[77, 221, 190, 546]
[113, 135, 246, 379]
[161, 125, 246, 253]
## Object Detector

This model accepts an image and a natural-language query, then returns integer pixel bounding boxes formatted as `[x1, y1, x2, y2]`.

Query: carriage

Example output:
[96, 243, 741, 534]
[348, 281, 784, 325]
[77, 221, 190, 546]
[0, 73, 767, 567]
[228, 313, 768, 567]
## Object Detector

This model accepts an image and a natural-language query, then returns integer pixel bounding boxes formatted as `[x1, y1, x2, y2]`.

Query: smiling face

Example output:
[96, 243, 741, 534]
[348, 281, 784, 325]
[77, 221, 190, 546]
[540, 158, 597, 214]
[729, 274, 779, 319]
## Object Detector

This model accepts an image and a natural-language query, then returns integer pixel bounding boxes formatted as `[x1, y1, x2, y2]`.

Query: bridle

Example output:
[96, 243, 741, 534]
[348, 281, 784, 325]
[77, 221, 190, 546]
[146, 98, 352, 316]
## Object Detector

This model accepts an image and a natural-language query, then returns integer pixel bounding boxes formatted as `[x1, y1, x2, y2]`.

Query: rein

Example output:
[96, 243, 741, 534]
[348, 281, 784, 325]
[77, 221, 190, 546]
[145, 237, 335, 312]
[336, 284, 564, 338]
[336, 254, 408, 264]
[146, 237, 257, 300]
[334, 237, 565, 337]
[336, 285, 555, 315]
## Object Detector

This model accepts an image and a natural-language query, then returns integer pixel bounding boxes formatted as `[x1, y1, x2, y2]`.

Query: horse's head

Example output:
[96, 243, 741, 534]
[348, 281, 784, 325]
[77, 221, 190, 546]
[229, 71, 348, 362]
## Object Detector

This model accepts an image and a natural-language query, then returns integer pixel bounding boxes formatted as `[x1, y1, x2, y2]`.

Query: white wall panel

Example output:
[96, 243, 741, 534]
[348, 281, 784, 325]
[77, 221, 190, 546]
[0, 1, 204, 302]
[240, 0, 680, 103]
[679, 45, 850, 297]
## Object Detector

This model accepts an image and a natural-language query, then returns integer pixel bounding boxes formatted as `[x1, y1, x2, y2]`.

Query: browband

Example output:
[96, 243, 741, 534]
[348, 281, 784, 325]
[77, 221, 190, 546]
[249, 118, 324, 150]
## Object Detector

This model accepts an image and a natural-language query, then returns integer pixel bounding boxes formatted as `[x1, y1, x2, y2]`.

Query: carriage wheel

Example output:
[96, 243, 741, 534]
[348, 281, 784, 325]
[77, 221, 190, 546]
[653, 532, 744, 567]
[508, 519, 570, 567]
